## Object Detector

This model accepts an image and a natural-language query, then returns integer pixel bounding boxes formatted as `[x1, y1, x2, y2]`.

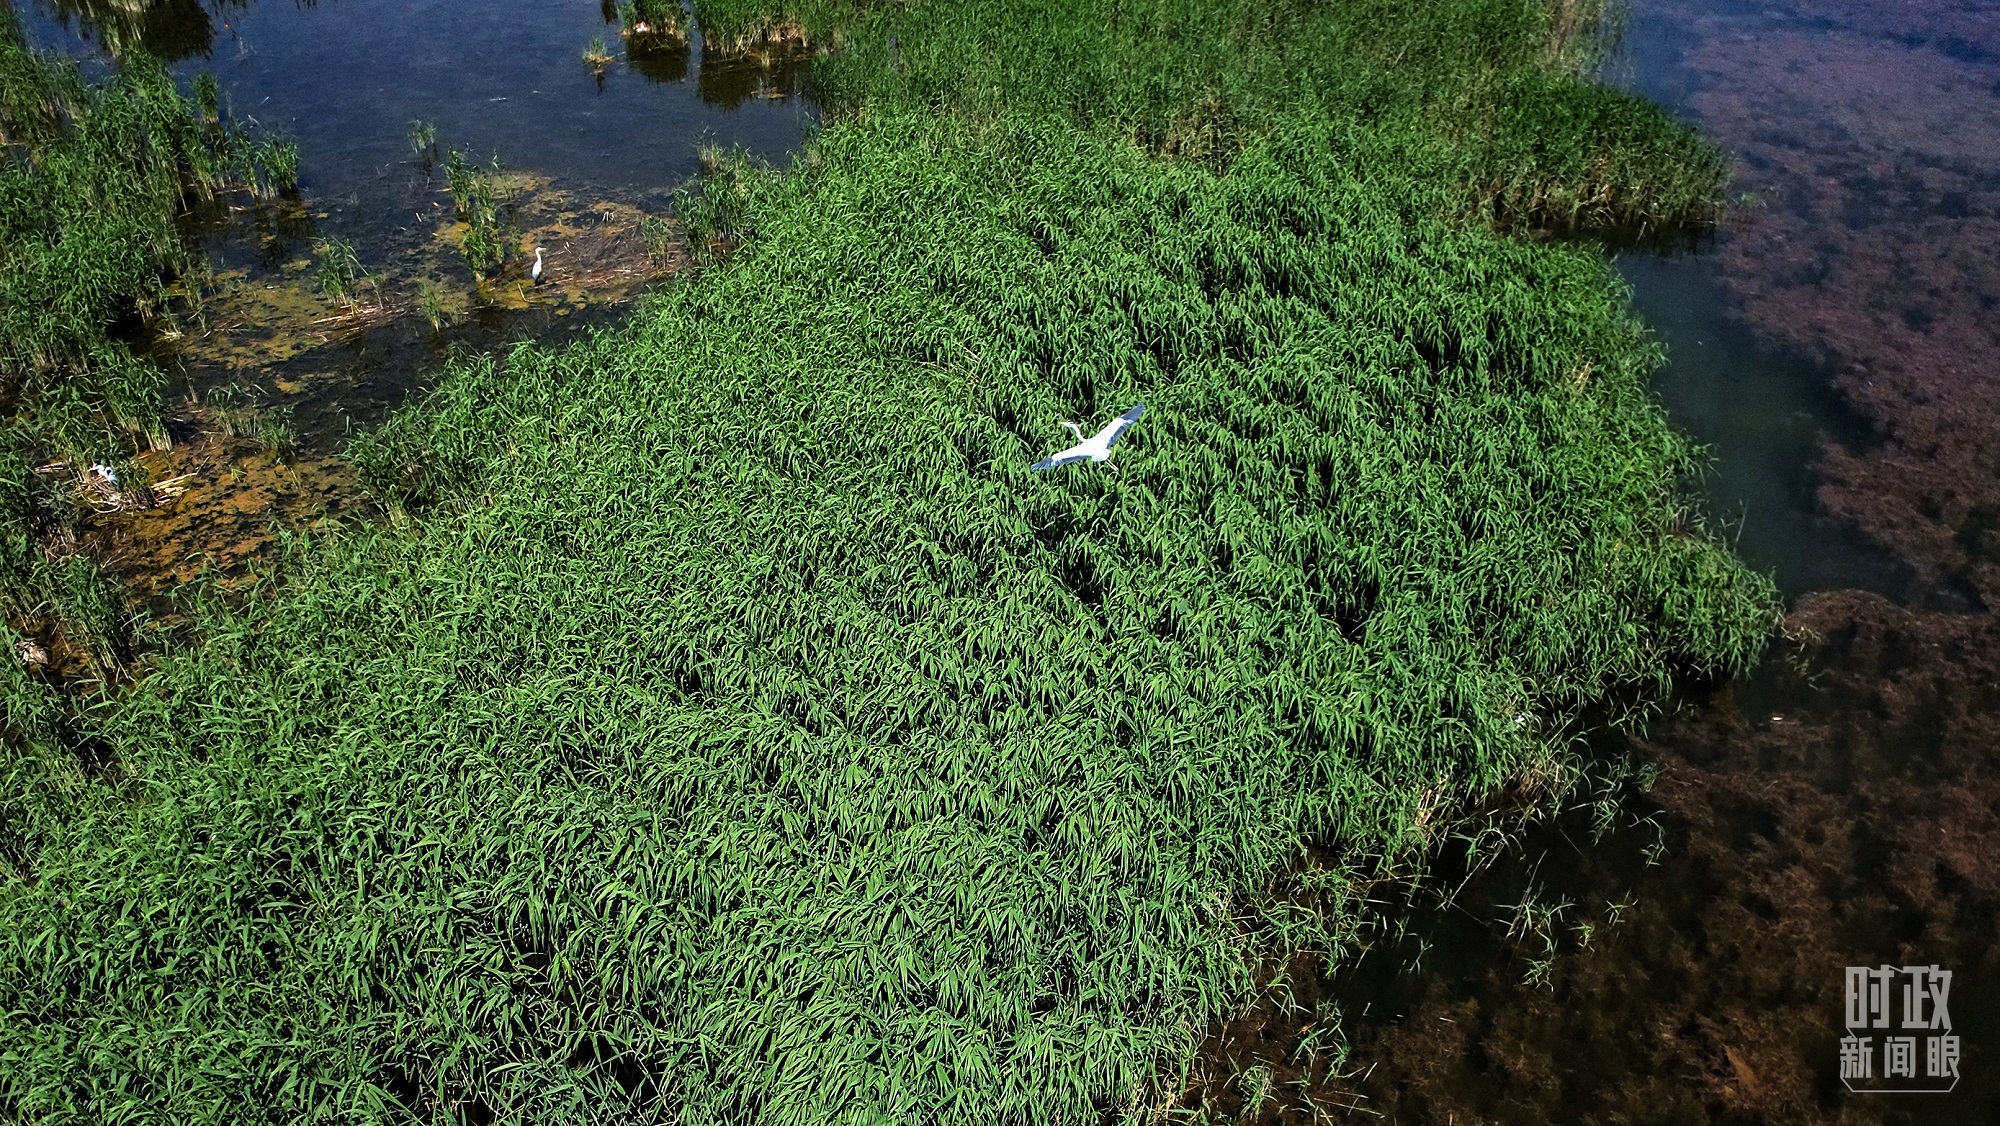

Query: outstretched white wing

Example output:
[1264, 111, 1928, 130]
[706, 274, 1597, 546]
[1030, 442, 1093, 471]
[1094, 403, 1145, 447]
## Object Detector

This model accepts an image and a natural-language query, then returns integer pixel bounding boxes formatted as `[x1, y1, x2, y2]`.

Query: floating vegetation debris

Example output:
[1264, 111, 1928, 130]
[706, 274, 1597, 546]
[582, 34, 616, 74]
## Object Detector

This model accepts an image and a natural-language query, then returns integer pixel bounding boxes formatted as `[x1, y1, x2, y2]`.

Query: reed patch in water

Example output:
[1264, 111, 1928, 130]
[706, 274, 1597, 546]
[620, 0, 691, 50]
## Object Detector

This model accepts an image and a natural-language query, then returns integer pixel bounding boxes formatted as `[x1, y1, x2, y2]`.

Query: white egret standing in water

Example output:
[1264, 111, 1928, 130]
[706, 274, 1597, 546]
[531, 246, 546, 285]
[1030, 404, 1145, 473]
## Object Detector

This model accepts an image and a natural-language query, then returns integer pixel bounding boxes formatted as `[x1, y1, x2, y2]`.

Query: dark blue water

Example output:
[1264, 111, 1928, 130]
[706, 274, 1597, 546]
[19, 0, 814, 208]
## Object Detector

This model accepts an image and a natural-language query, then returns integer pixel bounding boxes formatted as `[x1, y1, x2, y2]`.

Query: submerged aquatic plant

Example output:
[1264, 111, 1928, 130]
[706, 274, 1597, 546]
[407, 117, 437, 160]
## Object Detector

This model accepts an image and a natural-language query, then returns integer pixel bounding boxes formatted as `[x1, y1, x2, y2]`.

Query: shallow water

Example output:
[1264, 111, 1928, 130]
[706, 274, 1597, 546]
[1620, 250, 1909, 601]
[17, 0, 814, 444]
[1296, 0, 2000, 1121]
[15, 0, 817, 592]
[22, 0, 813, 201]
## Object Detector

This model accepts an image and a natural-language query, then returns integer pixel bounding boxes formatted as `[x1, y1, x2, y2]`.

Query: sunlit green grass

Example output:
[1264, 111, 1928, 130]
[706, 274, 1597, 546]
[0, 0, 1772, 1122]
[0, 9, 287, 721]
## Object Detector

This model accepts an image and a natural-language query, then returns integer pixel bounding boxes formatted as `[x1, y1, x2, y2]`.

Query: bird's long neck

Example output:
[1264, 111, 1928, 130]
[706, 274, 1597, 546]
[1061, 421, 1084, 441]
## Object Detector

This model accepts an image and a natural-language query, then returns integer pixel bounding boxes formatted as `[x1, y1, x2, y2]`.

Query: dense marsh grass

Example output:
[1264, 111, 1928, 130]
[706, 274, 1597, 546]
[0, 9, 277, 684]
[0, 10, 234, 464]
[0, 0, 1775, 1121]
[692, 0, 1731, 234]
[622, 0, 692, 50]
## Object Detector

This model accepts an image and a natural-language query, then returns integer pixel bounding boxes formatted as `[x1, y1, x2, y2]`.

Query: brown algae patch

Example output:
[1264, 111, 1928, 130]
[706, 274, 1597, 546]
[175, 177, 677, 360]
[101, 177, 685, 606]
[81, 443, 358, 598]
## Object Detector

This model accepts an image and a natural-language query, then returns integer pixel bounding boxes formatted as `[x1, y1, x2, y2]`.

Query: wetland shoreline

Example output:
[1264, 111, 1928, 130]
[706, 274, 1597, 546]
[0, 1, 1817, 1122]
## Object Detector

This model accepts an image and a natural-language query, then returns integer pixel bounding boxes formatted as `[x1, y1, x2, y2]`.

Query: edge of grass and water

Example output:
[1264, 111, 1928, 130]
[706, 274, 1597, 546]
[2, 1, 1779, 1122]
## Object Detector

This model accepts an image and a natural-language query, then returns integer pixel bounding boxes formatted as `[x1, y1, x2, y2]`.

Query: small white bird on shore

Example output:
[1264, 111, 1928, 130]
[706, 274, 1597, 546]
[1031, 404, 1145, 473]
[530, 246, 546, 284]
[88, 463, 118, 487]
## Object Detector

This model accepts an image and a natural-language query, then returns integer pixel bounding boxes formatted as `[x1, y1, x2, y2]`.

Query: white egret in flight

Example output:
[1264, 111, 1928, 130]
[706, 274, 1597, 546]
[1031, 403, 1145, 473]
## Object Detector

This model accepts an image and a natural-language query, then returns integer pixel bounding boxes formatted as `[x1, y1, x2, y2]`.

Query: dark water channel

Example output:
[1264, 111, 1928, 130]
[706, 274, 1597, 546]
[1290, 1, 2000, 1123]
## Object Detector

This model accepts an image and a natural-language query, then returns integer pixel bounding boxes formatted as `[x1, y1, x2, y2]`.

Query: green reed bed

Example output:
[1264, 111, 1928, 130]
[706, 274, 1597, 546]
[0, 10, 284, 465]
[0, 11, 287, 696]
[2, 1, 1772, 1122]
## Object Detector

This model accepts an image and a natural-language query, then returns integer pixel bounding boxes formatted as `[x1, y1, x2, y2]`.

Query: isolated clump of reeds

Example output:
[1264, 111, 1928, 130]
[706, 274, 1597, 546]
[443, 148, 514, 279]
[671, 144, 767, 265]
[415, 278, 449, 330]
[202, 383, 294, 459]
[312, 235, 366, 306]
[407, 117, 437, 162]
[582, 35, 615, 74]
[619, 0, 690, 50]
[250, 137, 300, 197]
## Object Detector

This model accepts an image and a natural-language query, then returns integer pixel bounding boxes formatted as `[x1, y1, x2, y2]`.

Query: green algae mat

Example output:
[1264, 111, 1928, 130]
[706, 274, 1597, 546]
[1, 1, 1776, 1122]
